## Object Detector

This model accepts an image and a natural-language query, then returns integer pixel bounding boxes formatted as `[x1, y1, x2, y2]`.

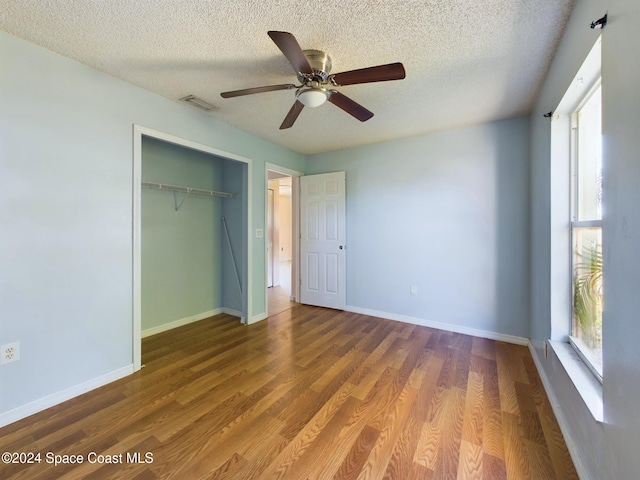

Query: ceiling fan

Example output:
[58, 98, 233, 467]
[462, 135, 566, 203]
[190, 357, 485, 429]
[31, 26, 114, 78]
[220, 31, 406, 129]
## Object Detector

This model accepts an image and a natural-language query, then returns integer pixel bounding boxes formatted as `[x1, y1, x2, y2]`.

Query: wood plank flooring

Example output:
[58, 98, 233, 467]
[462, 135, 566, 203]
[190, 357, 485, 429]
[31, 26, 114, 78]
[268, 285, 295, 317]
[0, 306, 577, 479]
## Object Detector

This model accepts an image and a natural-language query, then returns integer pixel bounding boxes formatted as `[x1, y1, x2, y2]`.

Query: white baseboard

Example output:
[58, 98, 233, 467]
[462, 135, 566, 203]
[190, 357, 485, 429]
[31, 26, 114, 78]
[142, 308, 222, 338]
[528, 342, 590, 480]
[0, 364, 134, 428]
[345, 305, 529, 346]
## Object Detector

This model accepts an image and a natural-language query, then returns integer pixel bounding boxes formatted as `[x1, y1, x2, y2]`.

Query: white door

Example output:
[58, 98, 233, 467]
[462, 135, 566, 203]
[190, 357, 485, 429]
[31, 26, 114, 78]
[300, 171, 346, 309]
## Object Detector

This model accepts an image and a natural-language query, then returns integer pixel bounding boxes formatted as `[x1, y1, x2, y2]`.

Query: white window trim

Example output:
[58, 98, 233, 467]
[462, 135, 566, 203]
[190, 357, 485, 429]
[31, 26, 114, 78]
[571, 219, 602, 228]
[568, 336, 603, 383]
[549, 341, 603, 423]
[548, 36, 603, 420]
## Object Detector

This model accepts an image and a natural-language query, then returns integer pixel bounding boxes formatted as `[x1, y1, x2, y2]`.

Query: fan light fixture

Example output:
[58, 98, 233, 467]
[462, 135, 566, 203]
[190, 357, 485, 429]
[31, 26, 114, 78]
[296, 86, 330, 108]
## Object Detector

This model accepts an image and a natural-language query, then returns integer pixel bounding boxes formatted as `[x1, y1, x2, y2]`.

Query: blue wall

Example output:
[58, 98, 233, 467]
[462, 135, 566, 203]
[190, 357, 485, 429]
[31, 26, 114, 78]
[307, 117, 531, 339]
[141, 137, 247, 328]
[0, 29, 304, 421]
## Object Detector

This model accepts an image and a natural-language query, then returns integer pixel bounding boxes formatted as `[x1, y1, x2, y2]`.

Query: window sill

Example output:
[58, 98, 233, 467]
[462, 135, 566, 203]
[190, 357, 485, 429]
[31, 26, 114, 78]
[549, 340, 603, 423]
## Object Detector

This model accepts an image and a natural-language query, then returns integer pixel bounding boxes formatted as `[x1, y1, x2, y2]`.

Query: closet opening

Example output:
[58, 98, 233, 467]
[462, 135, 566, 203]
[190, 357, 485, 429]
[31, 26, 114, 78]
[133, 126, 252, 371]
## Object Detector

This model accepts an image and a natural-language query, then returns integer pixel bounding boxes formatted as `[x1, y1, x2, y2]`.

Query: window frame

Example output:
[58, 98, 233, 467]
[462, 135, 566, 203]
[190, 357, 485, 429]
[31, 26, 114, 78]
[548, 36, 603, 419]
[569, 80, 603, 383]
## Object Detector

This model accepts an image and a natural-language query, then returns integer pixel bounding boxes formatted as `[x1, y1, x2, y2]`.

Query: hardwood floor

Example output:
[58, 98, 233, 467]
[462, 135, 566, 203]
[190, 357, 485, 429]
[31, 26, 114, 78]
[268, 260, 295, 316]
[268, 286, 295, 316]
[0, 306, 577, 479]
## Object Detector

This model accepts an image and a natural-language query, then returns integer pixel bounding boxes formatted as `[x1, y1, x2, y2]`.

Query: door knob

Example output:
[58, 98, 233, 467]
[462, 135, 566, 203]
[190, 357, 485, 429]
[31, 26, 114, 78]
[339, 245, 344, 250]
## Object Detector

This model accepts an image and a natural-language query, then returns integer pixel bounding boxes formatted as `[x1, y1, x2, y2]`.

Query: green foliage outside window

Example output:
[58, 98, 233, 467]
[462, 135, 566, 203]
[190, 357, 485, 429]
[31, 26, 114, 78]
[573, 242, 602, 350]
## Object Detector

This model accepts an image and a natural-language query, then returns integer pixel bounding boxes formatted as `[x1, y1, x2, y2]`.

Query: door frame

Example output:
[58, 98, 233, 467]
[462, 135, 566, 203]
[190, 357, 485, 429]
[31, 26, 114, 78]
[265, 163, 302, 313]
[133, 125, 253, 371]
[267, 187, 275, 288]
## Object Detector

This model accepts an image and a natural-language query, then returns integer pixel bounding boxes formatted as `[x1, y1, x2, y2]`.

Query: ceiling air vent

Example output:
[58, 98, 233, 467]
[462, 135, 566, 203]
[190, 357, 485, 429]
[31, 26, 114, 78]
[179, 95, 218, 111]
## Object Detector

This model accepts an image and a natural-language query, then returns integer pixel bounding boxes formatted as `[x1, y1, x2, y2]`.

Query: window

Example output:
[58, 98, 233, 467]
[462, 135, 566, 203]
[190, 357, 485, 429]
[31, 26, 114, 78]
[570, 82, 603, 380]
[549, 36, 603, 417]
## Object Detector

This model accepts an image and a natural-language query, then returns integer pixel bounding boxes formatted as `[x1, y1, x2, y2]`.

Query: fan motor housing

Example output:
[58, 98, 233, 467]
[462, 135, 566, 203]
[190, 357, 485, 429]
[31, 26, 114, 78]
[299, 49, 332, 83]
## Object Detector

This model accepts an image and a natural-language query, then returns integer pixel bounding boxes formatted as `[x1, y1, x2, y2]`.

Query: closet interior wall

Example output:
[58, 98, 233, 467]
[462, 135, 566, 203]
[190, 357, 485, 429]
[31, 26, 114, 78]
[141, 136, 244, 335]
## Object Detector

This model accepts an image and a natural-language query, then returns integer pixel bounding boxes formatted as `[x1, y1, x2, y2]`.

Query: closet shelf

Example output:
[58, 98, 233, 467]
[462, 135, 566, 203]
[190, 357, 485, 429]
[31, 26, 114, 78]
[142, 181, 234, 198]
[142, 181, 235, 211]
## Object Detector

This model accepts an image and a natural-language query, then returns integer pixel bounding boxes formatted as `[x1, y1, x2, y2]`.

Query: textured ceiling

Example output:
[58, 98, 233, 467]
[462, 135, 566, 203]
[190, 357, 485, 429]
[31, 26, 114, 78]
[0, 0, 574, 155]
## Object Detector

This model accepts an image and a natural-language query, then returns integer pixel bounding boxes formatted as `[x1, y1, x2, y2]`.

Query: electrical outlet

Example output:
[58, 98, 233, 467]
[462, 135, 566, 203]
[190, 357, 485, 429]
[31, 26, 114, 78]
[410, 285, 418, 295]
[0, 342, 20, 365]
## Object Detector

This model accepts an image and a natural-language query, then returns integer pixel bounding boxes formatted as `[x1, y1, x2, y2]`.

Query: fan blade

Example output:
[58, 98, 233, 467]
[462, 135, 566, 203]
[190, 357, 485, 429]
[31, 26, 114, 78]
[331, 62, 406, 86]
[328, 91, 374, 122]
[268, 31, 313, 75]
[280, 101, 304, 129]
[220, 84, 297, 98]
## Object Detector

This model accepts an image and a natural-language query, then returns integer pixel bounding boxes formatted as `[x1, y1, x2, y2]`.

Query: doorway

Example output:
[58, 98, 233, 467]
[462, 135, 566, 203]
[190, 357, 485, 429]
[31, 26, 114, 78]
[266, 164, 301, 316]
[133, 125, 252, 371]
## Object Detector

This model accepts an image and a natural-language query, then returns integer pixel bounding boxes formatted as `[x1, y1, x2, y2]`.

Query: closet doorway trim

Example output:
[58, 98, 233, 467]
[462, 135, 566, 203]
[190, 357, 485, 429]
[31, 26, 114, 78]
[132, 124, 252, 372]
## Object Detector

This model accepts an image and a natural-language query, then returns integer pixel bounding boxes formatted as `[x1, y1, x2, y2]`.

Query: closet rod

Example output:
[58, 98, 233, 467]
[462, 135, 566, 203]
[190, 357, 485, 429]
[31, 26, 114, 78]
[142, 181, 234, 198]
